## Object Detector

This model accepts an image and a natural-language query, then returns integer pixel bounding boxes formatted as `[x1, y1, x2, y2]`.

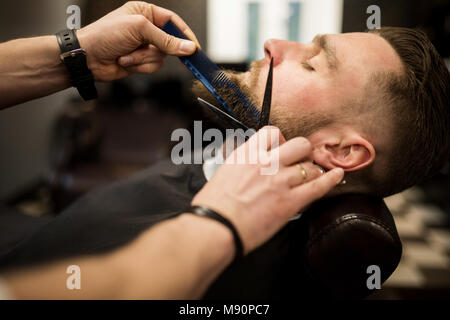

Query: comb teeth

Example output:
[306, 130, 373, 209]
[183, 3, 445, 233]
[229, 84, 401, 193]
[161, 20, 262, 124]
[211, 71, 262, 122]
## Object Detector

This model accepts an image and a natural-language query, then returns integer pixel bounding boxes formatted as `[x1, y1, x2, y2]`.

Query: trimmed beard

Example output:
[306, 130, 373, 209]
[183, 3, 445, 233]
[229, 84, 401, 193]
[191, 61, 334, 140]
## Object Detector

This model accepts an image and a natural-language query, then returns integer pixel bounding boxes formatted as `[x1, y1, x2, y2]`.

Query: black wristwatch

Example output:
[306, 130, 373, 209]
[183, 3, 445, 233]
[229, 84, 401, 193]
[55, 29, 98, 101]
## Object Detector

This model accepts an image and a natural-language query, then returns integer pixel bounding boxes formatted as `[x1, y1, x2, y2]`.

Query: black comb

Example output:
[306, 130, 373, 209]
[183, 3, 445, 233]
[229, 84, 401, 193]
[162, 20, 262, 123]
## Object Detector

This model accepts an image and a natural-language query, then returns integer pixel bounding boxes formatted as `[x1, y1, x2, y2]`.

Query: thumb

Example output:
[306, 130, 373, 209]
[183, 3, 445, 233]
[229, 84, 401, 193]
[142, 19, 196, 56]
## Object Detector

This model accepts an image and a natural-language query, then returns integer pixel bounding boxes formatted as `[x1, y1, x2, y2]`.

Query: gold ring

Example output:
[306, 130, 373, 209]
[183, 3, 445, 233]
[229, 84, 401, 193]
[296, 163, 308, 182]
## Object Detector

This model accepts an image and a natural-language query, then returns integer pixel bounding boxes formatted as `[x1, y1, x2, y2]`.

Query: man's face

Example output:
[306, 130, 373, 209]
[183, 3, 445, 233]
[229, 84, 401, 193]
[213, 32, 403, 139]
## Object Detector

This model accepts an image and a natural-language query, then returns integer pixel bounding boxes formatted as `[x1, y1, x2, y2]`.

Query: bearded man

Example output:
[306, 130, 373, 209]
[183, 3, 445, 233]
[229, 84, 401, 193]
[194, 27, 449, 198]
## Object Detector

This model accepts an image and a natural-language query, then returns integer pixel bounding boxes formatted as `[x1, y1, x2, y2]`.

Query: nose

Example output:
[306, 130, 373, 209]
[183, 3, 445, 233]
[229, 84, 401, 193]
[264, 39, 307, 67]
[264, 39, 285, 67]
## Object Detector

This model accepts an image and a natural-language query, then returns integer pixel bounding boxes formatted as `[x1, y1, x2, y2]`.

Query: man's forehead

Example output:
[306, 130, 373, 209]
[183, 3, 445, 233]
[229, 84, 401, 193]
[323, 32, 403, 74]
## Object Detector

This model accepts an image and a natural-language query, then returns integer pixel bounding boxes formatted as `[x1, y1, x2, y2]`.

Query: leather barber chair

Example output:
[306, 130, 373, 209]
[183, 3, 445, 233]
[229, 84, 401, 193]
[204, 193, 402, 300]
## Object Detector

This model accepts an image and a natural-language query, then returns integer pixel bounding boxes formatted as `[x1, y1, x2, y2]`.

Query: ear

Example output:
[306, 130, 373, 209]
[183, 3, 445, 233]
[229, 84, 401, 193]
[309, 128, 375, 172]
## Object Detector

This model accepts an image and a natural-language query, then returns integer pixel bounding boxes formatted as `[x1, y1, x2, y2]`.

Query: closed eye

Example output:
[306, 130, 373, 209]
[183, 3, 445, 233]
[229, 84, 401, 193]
[302, 61, 315, 71]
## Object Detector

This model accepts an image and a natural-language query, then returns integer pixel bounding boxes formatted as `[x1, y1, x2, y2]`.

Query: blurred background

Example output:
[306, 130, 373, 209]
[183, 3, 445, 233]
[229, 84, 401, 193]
[0, 0, 449, 299]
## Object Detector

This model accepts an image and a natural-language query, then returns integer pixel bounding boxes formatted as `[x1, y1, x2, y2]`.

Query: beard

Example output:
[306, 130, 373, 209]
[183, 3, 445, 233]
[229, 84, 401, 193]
[191, 60, 333, 140]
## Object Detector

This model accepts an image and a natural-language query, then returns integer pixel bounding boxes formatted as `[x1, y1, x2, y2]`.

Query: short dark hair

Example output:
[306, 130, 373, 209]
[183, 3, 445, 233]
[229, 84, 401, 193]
[357, 27, 449, 197]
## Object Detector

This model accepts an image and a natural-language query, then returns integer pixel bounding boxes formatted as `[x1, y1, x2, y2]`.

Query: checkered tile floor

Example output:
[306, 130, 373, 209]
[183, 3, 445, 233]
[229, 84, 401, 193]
[368, 187, 450, 299]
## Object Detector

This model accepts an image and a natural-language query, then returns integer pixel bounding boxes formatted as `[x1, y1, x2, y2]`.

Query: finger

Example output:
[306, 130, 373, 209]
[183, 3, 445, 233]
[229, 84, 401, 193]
[134, 15, 196, 56]
[225, 126, 284, 166]
[118, 44, 166, 67]
[246, 126, 286, 152]
[289, 168, 344, 210]
[124, 61, 164, 74]
[149, 4, 202, 48]
[281, 162, 324, 187]
[277, 136, 313, 166]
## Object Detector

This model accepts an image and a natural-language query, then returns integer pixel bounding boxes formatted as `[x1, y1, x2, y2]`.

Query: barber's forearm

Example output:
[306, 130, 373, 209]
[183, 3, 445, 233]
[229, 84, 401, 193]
[2, 251, 124, 299]
[0, 36, 71, 109]
[116, 213, 235, 299]
[3, 213, 234, 299]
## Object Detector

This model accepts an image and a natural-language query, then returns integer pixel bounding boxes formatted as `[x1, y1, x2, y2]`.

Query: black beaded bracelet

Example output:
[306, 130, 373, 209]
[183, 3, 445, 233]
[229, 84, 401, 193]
[184, 205, 244, 259]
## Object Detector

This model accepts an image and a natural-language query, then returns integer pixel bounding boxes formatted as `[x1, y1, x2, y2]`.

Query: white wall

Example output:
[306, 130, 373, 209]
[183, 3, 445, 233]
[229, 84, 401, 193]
[300, 0, 343, 43]
[207, 0, 343, 62]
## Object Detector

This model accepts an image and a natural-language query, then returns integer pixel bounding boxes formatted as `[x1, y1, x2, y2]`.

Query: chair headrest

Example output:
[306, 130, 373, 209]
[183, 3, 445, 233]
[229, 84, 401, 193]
[301, 193, 402, 299]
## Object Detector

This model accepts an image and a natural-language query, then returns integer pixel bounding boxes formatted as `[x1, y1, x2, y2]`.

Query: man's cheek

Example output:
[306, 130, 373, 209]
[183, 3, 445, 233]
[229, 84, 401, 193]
[273, 82, 319, 114]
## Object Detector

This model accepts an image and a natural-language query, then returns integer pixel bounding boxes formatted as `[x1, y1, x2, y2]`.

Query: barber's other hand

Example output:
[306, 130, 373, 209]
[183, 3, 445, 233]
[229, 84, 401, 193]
[192, 126, 344, 255]
[76, 1, 200, 81]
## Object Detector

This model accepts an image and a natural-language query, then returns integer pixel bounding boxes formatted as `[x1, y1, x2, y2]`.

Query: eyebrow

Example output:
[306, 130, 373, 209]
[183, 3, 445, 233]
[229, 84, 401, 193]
[312, 34, 339, 71]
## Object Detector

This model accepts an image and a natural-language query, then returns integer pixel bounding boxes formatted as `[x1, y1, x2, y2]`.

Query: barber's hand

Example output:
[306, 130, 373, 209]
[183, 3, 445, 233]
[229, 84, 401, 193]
[76, 1, 200, 81]
[192, 126, 344, 255]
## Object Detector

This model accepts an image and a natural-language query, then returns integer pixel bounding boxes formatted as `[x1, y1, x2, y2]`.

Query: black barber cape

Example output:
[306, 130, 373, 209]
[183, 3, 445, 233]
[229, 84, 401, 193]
[0, 159, 317, 299]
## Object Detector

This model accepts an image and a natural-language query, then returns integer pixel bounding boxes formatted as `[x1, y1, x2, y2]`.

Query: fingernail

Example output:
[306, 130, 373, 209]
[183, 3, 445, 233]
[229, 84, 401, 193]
[333, 168, 345, 184]
[120, 56, 133, 67]
[184, 29, 202, 49]
[180, 40, 196, 54]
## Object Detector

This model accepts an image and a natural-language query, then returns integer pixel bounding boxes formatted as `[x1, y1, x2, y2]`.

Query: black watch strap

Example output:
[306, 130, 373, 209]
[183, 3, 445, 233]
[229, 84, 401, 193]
[55, 29, 97, 101]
